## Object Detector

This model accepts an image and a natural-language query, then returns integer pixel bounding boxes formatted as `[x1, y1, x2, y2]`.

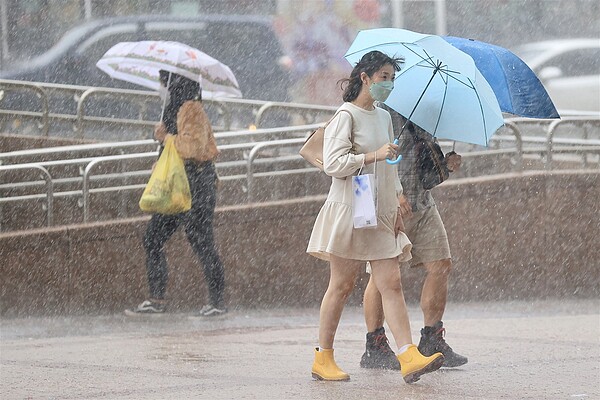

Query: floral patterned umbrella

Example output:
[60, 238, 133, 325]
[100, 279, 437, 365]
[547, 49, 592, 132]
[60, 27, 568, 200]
[96, 40, 242, 99]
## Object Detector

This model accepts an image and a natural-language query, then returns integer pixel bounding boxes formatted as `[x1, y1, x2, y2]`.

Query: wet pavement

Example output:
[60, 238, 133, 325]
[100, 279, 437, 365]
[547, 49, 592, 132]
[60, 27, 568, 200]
[1, 299, 599, 400]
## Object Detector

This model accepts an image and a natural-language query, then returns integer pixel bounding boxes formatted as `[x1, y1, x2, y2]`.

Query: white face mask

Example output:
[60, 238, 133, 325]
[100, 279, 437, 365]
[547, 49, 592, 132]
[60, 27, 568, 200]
[158, 85, 170, 104]
[369, 80, 394, 102]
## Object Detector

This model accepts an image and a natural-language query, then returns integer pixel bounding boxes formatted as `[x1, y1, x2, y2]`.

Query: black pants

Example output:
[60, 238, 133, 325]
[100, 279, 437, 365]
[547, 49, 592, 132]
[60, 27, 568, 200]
[143, 161, 225, 307]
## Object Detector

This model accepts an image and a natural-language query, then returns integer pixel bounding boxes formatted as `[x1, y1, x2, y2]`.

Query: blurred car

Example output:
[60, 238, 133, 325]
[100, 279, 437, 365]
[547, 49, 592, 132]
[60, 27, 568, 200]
[513, 39, 600, 112]
[0, 14, 292, 102]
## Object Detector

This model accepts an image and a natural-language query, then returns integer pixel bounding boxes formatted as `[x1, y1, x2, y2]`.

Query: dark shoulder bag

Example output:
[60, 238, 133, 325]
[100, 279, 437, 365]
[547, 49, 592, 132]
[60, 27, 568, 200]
[411, 126, 449, 190]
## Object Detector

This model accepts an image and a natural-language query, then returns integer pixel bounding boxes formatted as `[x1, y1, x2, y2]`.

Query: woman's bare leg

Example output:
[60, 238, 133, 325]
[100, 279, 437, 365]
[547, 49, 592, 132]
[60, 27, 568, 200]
[319, 254, 362, 349]
[369, 258, 412, 348]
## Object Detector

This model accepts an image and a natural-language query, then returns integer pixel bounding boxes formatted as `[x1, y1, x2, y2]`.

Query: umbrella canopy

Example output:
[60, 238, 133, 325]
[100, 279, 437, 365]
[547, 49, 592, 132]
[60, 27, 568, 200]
[345, 28, 504, 146]
[96, 40, 242, 99]
[444, 36, 560, 119]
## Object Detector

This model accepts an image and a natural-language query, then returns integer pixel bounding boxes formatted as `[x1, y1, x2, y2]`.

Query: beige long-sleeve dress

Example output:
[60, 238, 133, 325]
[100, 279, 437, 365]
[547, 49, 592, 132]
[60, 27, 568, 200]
[307, 102, 412, 262]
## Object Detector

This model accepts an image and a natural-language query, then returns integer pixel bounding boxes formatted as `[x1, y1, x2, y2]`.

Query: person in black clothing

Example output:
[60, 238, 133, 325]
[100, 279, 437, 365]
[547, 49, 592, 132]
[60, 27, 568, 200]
[126, 71, 226, 317]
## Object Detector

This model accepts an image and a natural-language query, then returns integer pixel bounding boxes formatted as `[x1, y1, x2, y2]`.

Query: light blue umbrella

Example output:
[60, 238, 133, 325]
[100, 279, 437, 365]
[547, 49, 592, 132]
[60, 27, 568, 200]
[345, 28, 504, 148]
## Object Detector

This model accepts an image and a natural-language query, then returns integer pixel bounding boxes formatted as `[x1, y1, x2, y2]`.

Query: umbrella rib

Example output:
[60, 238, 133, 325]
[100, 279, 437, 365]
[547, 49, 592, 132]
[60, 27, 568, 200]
[493, 55, 515, 112]
[469, 76, 489, 145]
[416, 60, 476, 89]
[439, 65, 449, 85]
[443, 71, 476, 89]
[395, 60, 432, 77]
[397, 55, 441, 78]
[395, 66, 440, 140]
[432, 78, 449, 137]
[405, 45, 437, 68]
[408, 63, 475, 90]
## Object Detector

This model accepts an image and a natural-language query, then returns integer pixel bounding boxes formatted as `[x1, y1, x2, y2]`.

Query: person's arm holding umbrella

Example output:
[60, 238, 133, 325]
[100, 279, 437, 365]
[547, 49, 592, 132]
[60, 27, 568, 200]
[154, 74, 178, 144]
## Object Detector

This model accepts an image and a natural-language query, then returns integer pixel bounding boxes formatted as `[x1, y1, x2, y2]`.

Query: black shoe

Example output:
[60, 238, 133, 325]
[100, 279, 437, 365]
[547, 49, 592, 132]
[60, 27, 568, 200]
[418, 321, 468, 367]
[360, 326, 400, 370]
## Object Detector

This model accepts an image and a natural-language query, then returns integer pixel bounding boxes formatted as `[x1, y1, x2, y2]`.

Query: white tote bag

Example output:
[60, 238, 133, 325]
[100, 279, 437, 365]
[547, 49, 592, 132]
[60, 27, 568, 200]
[352, 161, 378, 229]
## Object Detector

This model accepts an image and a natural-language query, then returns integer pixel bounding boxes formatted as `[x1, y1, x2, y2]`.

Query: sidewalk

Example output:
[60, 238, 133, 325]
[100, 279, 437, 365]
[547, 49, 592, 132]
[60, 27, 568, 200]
[1, 299, 599, 400]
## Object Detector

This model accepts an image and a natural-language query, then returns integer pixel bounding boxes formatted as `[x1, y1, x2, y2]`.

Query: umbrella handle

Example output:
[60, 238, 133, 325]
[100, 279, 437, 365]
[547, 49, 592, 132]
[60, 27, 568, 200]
[385, 138, 403, 165]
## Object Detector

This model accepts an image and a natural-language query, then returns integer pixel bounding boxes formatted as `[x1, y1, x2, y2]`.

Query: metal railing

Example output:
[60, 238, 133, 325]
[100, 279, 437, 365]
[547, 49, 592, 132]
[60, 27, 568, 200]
[0, 80, 338, 138]
[75, 86, 160, 139]
[0, 164, 53, 226]
[81, 152, 158, 222]
[0, 79, 99, 137]
[79, 139, 317, 220]
[253, 101, 337, 127]
[2, 84, 600, 231]
[245, 138, 308, 202]
[0, 123, 322, 225]
[545, 116, 600, 169]
[485, 116, 600, 169]
[0, 123, 321, 167]
[3, 135, 599, 229]
[0, 139, 156, 165]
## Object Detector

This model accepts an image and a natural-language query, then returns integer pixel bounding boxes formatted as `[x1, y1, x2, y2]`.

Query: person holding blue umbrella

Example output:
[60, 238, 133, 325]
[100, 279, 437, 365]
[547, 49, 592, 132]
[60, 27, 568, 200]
[342, 27, 505, 373]
[307, 50, 444, 384]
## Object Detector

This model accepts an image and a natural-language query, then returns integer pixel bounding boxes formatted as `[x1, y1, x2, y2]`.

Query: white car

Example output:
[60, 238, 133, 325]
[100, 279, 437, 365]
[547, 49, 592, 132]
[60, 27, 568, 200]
[513, 39, 600, 113]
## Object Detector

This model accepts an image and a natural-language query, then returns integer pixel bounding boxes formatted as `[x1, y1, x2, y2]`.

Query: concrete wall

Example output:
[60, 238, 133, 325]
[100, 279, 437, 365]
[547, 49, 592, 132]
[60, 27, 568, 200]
[1, 170, 598, 316]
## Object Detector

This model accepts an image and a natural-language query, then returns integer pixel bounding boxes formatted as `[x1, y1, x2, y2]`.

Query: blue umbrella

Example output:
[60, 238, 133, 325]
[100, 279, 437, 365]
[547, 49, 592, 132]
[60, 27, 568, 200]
[345, 28, 504, 148]
[444, 36, 560, 119]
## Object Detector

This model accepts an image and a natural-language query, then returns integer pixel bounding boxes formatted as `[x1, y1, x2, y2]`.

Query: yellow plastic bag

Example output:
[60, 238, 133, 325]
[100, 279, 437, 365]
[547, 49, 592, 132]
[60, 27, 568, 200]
[139, 136, 192, 214]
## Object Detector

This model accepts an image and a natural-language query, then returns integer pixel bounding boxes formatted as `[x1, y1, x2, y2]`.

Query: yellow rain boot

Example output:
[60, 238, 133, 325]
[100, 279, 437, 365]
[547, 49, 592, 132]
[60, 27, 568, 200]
[311, 347, 350, 381]
[397, 344, 444, 384]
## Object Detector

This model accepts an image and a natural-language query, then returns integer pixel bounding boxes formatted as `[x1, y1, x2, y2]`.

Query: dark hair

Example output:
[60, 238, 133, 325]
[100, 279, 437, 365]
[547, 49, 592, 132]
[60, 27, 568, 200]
[339, 51, 403, 102]
[160, 70, 202, 133]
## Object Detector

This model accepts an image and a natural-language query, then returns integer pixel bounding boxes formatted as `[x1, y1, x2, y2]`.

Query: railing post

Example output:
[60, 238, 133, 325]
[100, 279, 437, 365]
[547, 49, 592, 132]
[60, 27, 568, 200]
[254, 101, 274, 128]
[500, 121, 524, 171]
[546, 119, 563, 170]
[214, 100, 232, 131]
[0, 164, 53, 227]
[245, 138, 307, 203]
[40, 166, 54, 226]
[81, 152, 158, 223]
[76, 88, 95, 139]
[82, 159, 97, 222]
[35, 84, 50, 137]
[0, 81, 49, 136]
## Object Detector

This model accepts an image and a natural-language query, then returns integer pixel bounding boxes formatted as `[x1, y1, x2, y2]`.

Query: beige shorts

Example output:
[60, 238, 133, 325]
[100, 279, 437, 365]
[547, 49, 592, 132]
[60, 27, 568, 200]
[403, 205, 451, 267]
[365, 205, 450, 274]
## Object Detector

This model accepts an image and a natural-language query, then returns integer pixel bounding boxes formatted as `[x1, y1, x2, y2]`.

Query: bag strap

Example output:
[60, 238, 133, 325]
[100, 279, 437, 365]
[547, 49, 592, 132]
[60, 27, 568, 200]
[356, 156, 379, 214]
[325, 109, 354, 144]
[339, 109, 354, 145]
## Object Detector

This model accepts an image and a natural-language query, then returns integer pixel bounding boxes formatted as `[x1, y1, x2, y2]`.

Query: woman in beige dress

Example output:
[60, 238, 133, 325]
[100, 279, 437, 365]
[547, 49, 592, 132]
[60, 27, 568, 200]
[307, 51, 444, 384]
